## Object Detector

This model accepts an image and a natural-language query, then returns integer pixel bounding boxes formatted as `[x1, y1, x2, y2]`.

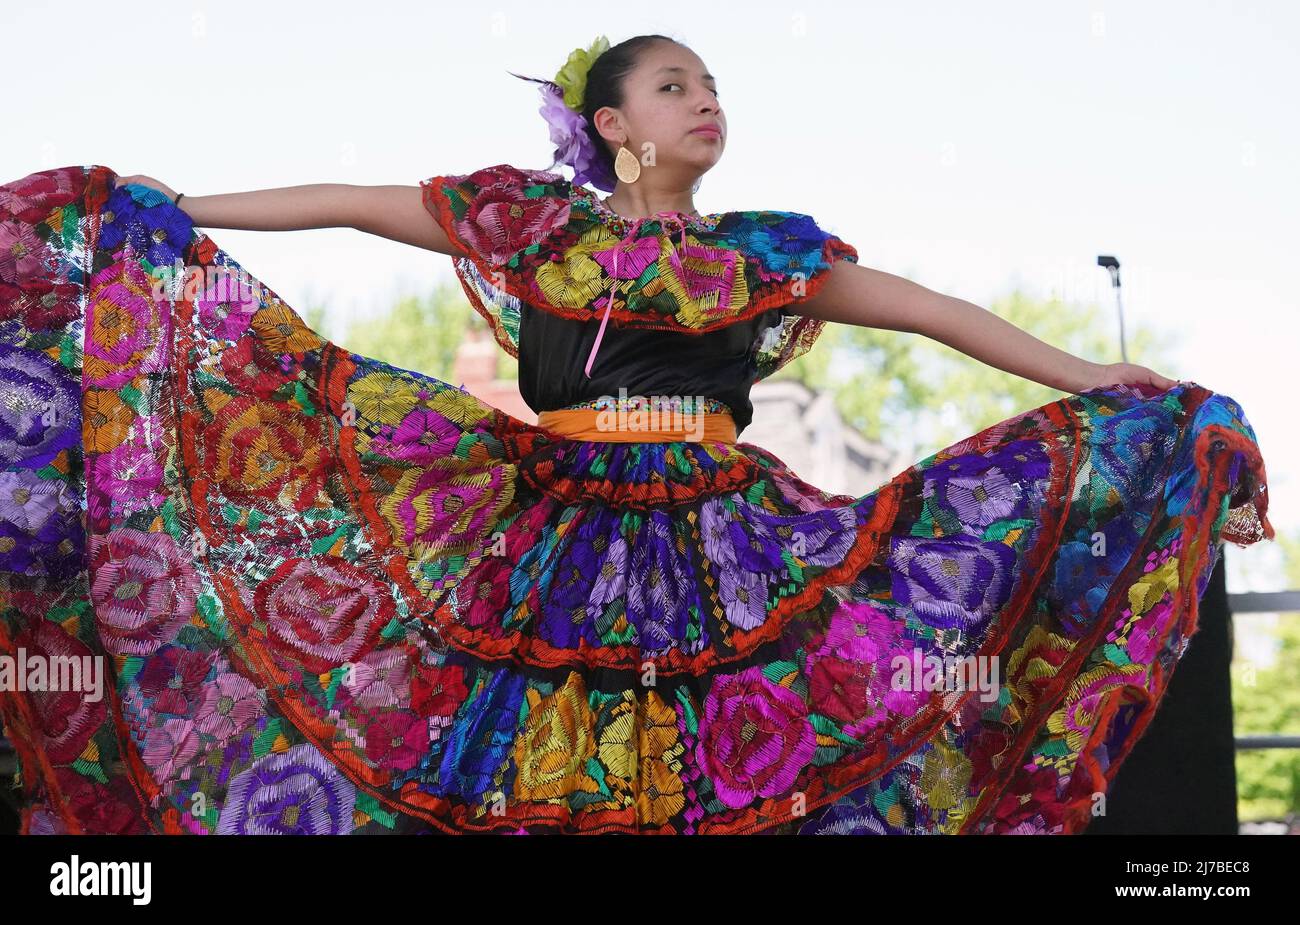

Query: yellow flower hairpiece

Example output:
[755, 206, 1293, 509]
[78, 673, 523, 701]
[553, 35, 610, 112]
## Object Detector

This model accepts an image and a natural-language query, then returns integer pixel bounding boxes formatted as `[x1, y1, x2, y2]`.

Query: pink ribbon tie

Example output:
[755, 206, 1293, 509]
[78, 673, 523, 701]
[583, 212, 688, 378]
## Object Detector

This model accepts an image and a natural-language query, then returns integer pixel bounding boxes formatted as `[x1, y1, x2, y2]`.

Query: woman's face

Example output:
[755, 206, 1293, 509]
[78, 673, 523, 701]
[599, 43, 726, 182]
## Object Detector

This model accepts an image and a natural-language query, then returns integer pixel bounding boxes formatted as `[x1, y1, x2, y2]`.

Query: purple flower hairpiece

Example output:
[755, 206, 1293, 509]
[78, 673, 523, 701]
[509, 71, 618, 193]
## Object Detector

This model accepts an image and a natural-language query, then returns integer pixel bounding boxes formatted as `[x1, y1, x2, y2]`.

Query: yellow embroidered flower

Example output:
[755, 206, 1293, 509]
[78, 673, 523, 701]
[596, 699, 638, 789]
[535, 228, 618, 311]
[427, 387, 491, 428]
[636, 691, 686, 826]
[1004, 623, 1074, 718]
[348, 372, 419, 426]
[655, 237, 750, 329]
[249, 302, 324, 354]
[1048, 663, 1145, 755]
[83, 388, 134, 454]
[919, 736, 973, 810]
[1127, 556, 1177, 618]
[514, 672, 599, 802]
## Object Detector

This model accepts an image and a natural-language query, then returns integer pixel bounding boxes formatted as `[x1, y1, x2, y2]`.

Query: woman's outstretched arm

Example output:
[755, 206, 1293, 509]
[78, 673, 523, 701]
[796, 260, 1177, 394]
[112, 174, 456, 255]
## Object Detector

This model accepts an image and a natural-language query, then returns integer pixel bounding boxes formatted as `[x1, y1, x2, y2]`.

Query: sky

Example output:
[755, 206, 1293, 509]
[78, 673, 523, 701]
[5, 0, 1296, 589]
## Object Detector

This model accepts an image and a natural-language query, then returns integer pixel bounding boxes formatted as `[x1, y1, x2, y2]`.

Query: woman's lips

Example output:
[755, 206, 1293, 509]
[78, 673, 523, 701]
[691, 127, 722, 138]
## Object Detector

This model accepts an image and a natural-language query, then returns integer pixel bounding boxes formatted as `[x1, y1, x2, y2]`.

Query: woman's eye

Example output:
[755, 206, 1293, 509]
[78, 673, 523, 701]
[661, 82, 720, 98]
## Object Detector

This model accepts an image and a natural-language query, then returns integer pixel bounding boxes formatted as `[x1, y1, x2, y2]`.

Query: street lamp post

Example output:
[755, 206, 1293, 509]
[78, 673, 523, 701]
[1097, 254, 1129, 364]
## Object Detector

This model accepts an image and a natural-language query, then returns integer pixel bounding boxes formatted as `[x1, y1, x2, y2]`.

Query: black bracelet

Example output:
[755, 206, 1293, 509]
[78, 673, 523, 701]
[175, 192, 185, 206]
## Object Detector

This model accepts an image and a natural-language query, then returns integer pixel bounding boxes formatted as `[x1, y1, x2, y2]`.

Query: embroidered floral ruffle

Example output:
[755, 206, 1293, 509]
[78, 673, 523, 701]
[419, 163, 859, 381]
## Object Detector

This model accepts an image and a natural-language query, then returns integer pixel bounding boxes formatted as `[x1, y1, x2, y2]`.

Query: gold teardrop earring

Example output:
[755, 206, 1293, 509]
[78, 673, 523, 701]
[614, 144, 641, 183]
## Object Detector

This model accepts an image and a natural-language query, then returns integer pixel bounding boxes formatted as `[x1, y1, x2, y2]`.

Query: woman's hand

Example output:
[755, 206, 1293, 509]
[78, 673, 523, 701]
[112, 173, 178, 202]
[1076, 362, 1182, 394]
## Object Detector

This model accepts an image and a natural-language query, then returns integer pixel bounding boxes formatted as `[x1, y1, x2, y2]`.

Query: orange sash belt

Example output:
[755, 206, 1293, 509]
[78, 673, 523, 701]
[535, 408, 737, 445]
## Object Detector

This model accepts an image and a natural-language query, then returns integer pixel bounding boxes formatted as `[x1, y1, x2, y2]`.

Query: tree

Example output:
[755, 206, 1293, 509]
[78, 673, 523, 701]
[1232, 525, 1300, 822]
[771, 287, 1177, 459]
[303, 281, 518, 384]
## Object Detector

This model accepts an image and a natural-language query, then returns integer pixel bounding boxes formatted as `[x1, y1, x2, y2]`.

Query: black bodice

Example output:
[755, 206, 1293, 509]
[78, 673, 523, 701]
[515, 302, 784, 436]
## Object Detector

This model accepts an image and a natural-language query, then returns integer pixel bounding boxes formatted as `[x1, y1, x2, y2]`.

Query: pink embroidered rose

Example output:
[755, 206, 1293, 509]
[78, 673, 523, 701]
[89, 527, 202, 656]
[695, 665, 816, 809]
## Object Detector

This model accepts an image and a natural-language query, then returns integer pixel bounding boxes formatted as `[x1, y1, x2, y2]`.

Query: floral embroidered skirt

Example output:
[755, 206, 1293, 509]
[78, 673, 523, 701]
[0, 166, 1275, 834]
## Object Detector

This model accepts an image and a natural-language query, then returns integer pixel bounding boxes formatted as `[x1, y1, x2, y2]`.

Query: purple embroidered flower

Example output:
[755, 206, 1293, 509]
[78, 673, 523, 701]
[541, 549, 592, 650]
[0, 468, 76, 532]
[696, 665, 816, 809]
[218, 742, 357, 834]
[888, 534, 1016, 631]
[197, 272, 261, 342]
[0, 520, 37, 573]
[930, 465, 1022, 532]
[796, 796, 893, 834]
[0, 485, 83, 578]
[719, 563, 769, 631]
[369, 407, 461, 466]
[763, 504, 859, 568]
[541, 507, 624, 649]
[700, 497, 739, 569]
[26, 808, 68, 835]
[587, 520, 629, 627]
[97, 185, 193, 267]
[91, 440, 166, 516]
[923, 440, 1051, 535]
[195, 669, 264, 742]
[0, 343, 80, 469]
[700, 498, 776, 628]
[141, 717, 202, 780]
[625, 512, 703, 654]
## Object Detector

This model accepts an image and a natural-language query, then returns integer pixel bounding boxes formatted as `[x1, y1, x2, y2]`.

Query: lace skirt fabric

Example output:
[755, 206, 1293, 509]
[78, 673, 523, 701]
[0, 166, 1275, 834]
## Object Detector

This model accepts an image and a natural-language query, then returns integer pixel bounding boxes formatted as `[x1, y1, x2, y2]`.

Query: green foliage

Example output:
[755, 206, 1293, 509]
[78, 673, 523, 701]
[772, 287, 1178, 451]
[1232, 525, 1300, 822]
[770, 320, 938, 445]
[303, 282, 518, 383]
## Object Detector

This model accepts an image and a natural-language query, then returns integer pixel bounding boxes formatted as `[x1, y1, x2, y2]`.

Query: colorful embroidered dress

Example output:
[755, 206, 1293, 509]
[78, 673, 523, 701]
[0, 163, 1275, 835]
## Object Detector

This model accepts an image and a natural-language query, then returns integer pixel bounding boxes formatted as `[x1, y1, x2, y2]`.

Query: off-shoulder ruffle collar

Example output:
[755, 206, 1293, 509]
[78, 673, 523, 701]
[419, 163, 858, 381]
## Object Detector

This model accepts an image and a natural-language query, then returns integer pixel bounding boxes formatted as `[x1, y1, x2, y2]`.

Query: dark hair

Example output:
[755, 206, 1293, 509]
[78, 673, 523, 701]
[578, 34, 683, 180]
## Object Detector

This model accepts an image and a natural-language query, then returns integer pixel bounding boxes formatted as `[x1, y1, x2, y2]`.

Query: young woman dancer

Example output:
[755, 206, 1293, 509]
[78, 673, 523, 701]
[0, 33, 1272, 835]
